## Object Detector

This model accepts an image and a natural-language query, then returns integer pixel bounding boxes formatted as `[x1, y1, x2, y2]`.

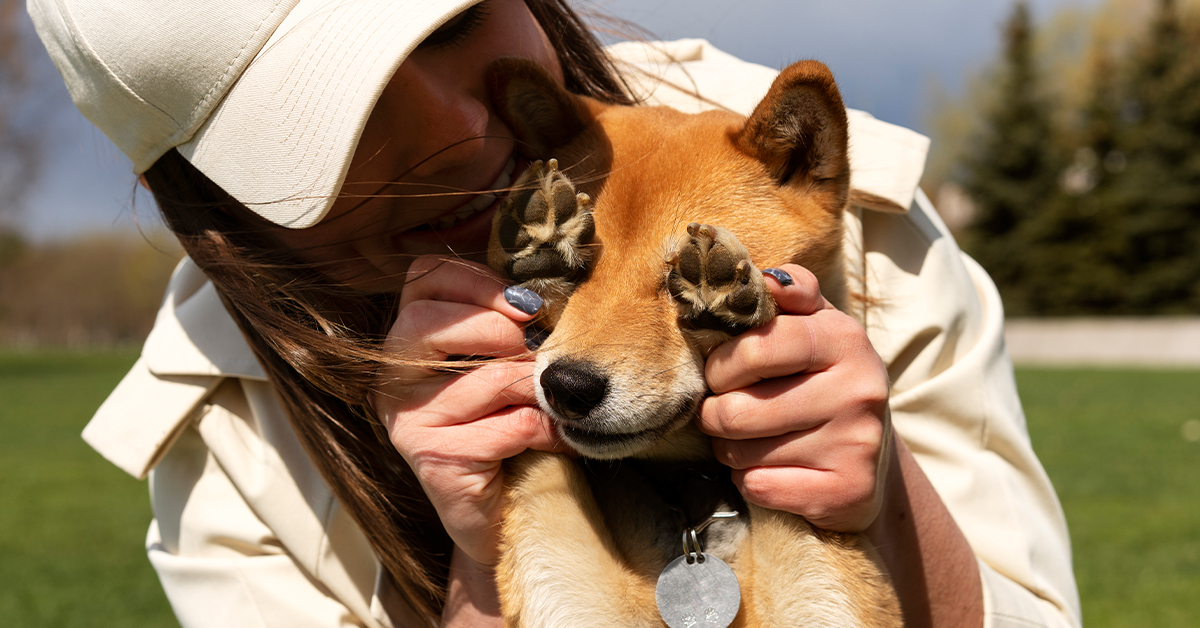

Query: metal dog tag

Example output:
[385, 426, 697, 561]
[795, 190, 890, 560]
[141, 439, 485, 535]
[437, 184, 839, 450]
[655, 553, 741, 628]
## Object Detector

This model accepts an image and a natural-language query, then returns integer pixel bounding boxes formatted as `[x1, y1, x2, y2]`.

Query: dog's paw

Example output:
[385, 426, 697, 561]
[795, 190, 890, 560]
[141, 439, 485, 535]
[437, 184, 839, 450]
[489, 159, 595, 327]
[667, 223, 777, 341]
[490, 159, 595, 283]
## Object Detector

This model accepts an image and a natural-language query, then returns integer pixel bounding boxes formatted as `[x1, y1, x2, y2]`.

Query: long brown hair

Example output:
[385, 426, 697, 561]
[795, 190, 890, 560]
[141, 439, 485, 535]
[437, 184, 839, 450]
[143, 0, 633, 621]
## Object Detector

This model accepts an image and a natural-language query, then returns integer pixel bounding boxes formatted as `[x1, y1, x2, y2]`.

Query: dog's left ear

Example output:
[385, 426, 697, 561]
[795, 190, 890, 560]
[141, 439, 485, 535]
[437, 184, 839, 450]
[486, 57, 593, 160]
[734, 61, 850, 211]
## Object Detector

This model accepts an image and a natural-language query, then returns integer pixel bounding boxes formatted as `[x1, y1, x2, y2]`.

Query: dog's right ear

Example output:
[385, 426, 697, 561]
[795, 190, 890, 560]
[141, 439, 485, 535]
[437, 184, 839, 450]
[487, 57, 592, 160]
[733, 61, 851, 213]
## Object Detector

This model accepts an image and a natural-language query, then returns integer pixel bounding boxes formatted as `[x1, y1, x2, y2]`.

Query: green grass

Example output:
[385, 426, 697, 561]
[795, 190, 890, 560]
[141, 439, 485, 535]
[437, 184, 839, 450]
[1018, 368, 1200, 627]
[2, 351, 1198, 626]
[0, 349, 176, 627]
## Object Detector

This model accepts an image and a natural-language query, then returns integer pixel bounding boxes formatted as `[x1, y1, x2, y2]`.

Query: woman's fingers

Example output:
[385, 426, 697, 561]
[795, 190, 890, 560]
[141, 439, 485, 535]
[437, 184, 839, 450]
[708, 408, 885, 470]
[731, 463, 884, 532]
[699, 366, 889, 440]
[762, 264, 827, 316]
[700, 367, 887, 531]
[378, 362, 564, 565]
[397, 255, 541, 322]
[372, 255, 557, 566]
[390, 301, 530, 363]
[706, 305, 872, 394]
[704, 265, 848, 393]
[400, 403, 559, 479]
[383, 361, 563, 453]
[703, 384, 888, 534]
[380, 255, 544, 382]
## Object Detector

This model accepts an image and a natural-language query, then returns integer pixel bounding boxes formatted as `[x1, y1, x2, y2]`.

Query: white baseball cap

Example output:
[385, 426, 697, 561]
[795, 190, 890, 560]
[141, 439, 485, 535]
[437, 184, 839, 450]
[29, 0, 484, 228]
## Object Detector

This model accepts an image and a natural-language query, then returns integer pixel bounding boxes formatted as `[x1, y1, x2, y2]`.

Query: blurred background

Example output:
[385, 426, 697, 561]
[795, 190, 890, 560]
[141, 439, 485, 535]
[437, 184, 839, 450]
[1, 0, 1198, 626]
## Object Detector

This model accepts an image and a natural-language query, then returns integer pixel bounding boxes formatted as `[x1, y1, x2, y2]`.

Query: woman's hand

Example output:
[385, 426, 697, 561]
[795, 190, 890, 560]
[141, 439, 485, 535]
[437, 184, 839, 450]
[371, 256, 561, 568]
[698, 264, 891, 533]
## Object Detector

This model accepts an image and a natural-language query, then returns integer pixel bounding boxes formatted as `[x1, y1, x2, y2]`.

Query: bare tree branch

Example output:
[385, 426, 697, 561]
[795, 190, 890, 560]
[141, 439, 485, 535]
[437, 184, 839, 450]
[0, 0, 41, 229]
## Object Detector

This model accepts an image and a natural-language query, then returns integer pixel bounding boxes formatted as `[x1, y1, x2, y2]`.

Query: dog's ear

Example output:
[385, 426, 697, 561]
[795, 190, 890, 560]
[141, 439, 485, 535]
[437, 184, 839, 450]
[734, 61, 850, 211]
[487, 57, 592, 160]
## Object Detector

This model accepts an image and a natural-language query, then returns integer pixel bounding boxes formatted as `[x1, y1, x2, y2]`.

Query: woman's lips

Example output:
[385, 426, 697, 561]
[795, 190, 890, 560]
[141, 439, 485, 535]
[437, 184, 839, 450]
[407, 157, 517, 233]
[392, 157, 522, 254]
[430, 157, 517, 230]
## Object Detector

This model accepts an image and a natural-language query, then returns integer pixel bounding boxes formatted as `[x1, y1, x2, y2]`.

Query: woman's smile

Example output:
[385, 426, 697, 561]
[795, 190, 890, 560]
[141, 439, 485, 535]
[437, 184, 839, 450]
[410, 157, 517, 232]
[391, 158, 522, 262]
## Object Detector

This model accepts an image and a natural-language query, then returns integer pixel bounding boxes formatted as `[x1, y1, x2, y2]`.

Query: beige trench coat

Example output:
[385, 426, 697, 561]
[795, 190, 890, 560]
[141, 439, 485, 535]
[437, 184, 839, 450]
[84, 40, 1082, 628]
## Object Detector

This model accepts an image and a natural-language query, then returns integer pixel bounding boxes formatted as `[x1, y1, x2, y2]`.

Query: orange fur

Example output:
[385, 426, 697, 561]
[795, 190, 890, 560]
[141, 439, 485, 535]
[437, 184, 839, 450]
[487, 58, 902, 628]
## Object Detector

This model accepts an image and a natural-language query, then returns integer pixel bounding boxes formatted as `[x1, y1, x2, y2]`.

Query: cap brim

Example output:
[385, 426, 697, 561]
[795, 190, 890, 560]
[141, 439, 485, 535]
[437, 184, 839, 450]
[177, 0, 482, 229]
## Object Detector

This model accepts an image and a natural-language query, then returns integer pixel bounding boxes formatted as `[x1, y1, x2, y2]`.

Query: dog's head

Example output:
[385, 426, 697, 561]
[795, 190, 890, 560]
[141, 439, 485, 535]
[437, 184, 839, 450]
[488, 58, 853, 459]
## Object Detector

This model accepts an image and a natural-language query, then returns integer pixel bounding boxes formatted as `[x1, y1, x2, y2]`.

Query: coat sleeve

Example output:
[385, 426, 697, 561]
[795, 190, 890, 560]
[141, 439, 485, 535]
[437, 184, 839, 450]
[857, 191, 1082, 628]
[145, 379, 410, 628]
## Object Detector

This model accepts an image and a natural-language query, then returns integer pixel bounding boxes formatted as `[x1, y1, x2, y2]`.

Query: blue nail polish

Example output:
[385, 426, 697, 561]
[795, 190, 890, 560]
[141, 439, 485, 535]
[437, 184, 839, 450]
[762, 268, 794, 287]
[504, 285, 544, 315]
[524, 325, 550, 350]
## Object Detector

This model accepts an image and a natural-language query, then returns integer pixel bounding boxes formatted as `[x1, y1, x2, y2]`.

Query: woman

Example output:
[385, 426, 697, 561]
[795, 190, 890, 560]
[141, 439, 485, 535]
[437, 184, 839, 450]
[30, 0, 1079, 626]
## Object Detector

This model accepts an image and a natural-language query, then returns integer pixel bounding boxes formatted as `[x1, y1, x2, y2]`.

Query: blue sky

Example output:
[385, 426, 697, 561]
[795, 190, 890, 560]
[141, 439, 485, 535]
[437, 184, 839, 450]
[16, 0, 1103, 240]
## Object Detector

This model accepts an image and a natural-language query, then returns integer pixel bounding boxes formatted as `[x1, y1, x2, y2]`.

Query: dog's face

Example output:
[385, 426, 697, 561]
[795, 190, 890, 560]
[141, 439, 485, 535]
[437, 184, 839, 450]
[487, 59, 852, 459]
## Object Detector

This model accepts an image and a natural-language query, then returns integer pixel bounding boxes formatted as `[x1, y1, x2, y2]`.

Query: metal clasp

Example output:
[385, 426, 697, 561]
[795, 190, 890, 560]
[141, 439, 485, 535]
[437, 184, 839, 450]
[681, 511, 739, 564]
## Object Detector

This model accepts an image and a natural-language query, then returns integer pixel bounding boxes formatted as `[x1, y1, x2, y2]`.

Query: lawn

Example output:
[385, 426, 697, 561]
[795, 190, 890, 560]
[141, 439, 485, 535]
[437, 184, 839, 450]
[1, 350, 1197, 626]
[1017, 368, 1200, 627]
[0, 350, 176, 627]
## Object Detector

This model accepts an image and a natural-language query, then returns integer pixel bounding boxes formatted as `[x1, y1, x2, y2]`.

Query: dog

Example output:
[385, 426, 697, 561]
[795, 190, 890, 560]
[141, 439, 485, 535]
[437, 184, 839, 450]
[483, 57, 903, 628]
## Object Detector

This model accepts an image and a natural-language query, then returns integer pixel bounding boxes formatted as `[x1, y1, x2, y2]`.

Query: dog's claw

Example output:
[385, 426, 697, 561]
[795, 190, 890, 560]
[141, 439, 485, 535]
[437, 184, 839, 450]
[666, 223, 776, 342]
[489, 159, 595, 327]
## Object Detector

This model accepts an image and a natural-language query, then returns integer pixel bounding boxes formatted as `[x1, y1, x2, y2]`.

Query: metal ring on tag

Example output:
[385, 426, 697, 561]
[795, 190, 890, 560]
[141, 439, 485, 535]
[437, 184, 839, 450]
[683, 528, 704, 564]
[680, 511, 738, 564]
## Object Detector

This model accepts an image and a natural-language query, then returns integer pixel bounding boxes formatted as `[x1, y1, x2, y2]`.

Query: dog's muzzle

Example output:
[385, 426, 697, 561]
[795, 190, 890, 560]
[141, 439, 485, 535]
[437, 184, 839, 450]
[537, 357, 700, 459]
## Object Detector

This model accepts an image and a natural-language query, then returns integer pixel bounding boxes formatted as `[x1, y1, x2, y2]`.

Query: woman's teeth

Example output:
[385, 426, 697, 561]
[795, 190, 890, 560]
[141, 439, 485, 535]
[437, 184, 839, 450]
[433, 158, 516, 230]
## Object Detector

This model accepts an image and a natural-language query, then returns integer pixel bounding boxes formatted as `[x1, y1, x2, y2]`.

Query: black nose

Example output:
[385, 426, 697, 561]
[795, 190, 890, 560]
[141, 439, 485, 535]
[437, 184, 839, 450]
[540, 360, 608, 420]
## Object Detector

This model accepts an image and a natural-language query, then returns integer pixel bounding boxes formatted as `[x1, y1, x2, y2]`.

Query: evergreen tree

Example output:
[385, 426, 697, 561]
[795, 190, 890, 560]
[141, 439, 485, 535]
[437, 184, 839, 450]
[1020, 44, 1129, 315]
[961, 2, 1063, 315]
[1105, 0, 1200, 313]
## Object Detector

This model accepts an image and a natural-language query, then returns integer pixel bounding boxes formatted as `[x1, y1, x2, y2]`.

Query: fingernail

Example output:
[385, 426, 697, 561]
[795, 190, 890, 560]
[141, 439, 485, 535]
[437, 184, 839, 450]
[762, 268, 794, 286]
[524, 325, 550, 351]
[504, 285, 544, 315]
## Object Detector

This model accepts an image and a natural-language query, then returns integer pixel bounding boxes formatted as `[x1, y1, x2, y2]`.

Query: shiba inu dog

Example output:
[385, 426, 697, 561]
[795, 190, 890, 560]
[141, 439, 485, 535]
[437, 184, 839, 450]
[485, 57, 903, 628]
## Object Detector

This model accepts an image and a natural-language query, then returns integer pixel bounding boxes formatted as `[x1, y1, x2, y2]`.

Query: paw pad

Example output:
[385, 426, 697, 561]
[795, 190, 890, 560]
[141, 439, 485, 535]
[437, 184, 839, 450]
[489, 159, 596, 328]
[490, 159, 595, 283]
[666, 223, 776, 338]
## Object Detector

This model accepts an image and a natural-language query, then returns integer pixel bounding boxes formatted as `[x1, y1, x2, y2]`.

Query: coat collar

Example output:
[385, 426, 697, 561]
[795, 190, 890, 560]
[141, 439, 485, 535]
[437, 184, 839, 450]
[141, 259, 267, 380]
[83, 258, 265, 478]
